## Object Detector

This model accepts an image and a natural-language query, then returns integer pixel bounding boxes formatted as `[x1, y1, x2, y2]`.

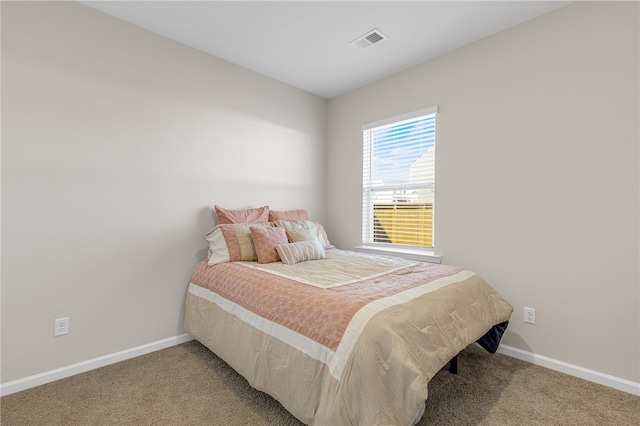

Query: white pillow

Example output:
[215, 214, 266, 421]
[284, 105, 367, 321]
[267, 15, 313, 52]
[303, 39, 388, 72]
[275, 240, 326, 265]
[274, 220, 333, 249]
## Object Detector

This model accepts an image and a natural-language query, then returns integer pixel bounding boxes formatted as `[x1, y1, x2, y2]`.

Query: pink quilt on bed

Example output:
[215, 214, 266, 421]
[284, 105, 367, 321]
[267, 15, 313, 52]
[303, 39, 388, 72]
[185, 249, 513, 425]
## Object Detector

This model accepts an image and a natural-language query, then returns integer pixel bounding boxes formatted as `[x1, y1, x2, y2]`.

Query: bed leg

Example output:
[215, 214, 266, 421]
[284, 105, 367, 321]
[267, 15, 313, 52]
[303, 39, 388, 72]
[449, 355, 458, 374]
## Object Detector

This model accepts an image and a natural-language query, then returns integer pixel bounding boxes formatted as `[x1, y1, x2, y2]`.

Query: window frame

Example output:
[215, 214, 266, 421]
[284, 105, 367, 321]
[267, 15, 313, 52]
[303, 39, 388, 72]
[358, 106, 442, 263]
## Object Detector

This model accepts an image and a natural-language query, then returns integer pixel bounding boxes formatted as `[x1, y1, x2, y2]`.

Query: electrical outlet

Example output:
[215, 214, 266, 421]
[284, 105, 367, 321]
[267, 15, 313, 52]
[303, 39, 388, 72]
[524, 307, 536, 325]
[54, 317, 69, 336]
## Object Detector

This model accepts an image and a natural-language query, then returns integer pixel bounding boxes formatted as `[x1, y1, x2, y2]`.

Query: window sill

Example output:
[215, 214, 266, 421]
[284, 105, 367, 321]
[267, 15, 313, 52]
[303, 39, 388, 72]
[354, 245, 442, 264]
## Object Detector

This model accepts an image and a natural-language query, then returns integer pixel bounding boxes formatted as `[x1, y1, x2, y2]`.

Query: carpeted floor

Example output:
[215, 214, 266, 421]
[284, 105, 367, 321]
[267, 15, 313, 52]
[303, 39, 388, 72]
[1, 341, 638, 425]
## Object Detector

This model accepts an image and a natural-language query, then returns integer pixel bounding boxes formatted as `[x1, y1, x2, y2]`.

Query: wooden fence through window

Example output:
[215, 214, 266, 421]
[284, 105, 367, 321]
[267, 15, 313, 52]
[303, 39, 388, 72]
[373, 203, 433, 247]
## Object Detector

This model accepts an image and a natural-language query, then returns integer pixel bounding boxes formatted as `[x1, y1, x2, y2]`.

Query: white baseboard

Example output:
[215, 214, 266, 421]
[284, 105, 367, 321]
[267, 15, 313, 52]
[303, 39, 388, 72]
[0, 333, 194, 397]
[2, 336, 637, 398]
[497, 344, 640, 396]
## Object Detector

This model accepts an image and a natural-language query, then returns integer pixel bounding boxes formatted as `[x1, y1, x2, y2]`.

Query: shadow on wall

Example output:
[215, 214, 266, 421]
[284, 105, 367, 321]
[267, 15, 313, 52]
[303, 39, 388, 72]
[194, 206, 217, 263]
[195, 247, 209, 264]
[502, 331, 533, 355]
[180, 206, 215, 335]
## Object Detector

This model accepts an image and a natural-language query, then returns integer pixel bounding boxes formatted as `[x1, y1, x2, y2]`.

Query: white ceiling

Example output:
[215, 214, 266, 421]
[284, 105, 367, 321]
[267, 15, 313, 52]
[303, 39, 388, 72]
[80, 1, 572, 99]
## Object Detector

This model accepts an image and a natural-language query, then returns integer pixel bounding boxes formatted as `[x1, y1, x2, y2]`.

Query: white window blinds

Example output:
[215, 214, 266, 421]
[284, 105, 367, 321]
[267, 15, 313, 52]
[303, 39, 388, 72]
[362, 106, 437, 249]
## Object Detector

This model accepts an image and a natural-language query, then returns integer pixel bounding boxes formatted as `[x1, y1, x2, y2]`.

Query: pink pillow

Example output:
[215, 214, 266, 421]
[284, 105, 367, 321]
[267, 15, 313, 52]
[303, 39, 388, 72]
[215, 205, 269, 225]
[250, 226, 289, 264]
[268, 209, 309, 222]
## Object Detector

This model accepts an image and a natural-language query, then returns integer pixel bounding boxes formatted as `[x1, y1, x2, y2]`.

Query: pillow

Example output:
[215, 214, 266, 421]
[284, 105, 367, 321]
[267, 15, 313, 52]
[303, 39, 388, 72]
[215, 205, 269, 225]
[204, 222, 273, 266]
[314, 222, 334, 250]
[285, 227, 319, 243]
[276, 240, 326, 265]
[274, 220, 334, 249]
[268, 209, 309, 222]
[250, 226, 288, 264]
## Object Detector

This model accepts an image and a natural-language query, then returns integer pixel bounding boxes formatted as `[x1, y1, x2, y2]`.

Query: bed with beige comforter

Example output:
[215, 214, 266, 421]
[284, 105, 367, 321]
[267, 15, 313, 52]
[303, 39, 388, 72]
[184, 249, 512, 425]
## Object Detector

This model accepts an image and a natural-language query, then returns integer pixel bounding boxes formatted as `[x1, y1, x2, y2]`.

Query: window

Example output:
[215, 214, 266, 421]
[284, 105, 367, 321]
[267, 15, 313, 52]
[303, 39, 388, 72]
[362, 106, 437, 252]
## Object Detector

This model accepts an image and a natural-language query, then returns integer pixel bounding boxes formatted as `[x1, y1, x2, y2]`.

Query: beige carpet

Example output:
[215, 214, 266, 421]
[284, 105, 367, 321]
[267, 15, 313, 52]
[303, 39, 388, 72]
[1, 341, 638, 425]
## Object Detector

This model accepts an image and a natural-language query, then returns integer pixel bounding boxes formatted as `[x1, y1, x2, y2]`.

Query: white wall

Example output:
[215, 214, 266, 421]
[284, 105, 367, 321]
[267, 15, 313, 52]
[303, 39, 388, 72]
[327, 1, 639, 383]
[3, 0, 638, 392]
[1, 1, 326, 384]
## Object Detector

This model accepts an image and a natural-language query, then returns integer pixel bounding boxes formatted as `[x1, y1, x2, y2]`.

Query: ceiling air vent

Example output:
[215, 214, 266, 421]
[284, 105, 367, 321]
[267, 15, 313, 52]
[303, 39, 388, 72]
[350, 29, 388, 50]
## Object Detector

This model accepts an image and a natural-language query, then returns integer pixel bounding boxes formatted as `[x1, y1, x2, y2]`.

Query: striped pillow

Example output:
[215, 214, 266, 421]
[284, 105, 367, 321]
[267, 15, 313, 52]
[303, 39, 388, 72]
[204, 222, 273, 266]
[275, 240, 326, 265]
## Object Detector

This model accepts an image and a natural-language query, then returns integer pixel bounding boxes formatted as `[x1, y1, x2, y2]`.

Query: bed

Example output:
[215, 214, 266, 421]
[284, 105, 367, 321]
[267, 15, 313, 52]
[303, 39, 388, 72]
[184, 210, 513, 425]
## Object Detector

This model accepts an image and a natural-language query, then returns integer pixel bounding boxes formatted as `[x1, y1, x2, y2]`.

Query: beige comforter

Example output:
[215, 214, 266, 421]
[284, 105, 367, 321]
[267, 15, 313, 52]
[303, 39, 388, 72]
[184, 249, 513, 425]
